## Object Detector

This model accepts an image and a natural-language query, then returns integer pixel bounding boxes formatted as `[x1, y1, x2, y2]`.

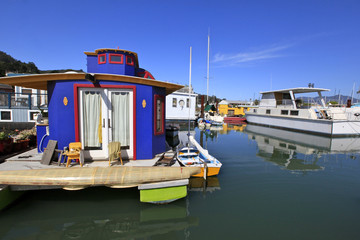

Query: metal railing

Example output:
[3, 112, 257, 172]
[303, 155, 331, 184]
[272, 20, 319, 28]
[0, 92, 48, 109]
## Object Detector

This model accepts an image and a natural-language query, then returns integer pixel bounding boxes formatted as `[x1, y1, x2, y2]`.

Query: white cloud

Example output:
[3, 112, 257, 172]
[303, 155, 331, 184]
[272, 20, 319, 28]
[212, 43, 294, 67]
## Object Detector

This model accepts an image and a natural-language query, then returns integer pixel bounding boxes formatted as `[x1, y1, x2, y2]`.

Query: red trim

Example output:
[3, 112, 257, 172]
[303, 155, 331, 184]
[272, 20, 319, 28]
[136, 72, 145, 78]
[126, 55, 135, 66]
[98, 54, 106, 64]
[154, 94, 165, 135]
[144, 71, 155, 80]
[136, 71, 155, 80]
[73, 83, 137, 160]
[109, 53, 124, 64]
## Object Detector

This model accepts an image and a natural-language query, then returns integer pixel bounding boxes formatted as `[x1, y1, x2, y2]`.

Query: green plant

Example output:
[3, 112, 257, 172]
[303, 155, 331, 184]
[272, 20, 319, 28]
[16, 127, 36, 140]
[0, 132, 8, 140]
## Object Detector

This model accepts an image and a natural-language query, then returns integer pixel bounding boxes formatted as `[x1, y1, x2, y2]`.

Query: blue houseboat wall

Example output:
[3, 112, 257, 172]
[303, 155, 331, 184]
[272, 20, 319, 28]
[0, 48, 183, 161]
[47, 79, 167, 160]
[85, 49, 139, 76]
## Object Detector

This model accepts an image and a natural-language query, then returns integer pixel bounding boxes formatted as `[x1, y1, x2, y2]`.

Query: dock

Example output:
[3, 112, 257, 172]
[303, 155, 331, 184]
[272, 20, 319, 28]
[0, 149, 201, 207]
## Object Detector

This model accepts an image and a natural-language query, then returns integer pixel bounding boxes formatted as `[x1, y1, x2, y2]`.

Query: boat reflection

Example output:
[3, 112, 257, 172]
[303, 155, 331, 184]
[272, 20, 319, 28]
[0, 187, 198, 240]
[219, 123, 246, 134]
[188, 177, 221, 194]
[245, 125, 360, 172]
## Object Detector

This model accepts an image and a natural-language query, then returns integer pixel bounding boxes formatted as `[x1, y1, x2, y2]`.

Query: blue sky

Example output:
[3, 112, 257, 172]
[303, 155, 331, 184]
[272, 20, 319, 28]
[1, 0, 360, 101]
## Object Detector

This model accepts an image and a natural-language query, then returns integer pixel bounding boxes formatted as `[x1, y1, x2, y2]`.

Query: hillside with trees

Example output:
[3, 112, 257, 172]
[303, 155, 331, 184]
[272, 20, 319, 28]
[0, 51, 40, 76]
[0, 51, 83, 77]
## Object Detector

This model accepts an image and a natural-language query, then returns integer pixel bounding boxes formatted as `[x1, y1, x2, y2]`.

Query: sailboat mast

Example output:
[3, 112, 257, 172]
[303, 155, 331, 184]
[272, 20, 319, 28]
[207, 34, 210, 103]
[188, 46, 192, 139]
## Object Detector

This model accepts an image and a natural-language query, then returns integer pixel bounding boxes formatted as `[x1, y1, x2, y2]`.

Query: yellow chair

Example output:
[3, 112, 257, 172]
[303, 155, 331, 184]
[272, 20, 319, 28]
[108, 142, 122, 166]
[65, 142, 82, 167]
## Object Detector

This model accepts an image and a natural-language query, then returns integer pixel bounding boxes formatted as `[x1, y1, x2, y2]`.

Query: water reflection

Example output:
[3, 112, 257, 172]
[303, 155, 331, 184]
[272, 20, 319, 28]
[0, 188, 198, 240]
[245, 124, 360, 172]
[189, 177, 221, 194]
[219, 123, 246, 134]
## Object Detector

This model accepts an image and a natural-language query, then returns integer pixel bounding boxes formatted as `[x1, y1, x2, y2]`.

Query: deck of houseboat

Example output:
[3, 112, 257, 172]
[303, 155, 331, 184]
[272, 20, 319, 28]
[0, 148, 180, 172]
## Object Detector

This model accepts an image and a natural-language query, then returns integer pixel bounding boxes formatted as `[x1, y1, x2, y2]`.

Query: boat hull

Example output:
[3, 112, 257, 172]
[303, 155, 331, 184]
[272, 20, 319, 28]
[0, 166, 201, 187]
[224, 117, 246, 124]
[191, 167, 221, 178]
[246, 113, 360, 137]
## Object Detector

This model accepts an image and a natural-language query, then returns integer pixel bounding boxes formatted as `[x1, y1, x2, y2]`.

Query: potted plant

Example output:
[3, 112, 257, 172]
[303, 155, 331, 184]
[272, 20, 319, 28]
[0, 131, 13, 154]
[16, 128, 36, 149]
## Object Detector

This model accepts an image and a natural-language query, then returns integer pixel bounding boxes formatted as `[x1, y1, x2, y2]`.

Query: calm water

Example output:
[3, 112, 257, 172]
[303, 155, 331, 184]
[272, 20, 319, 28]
[1, 124, 360, 239]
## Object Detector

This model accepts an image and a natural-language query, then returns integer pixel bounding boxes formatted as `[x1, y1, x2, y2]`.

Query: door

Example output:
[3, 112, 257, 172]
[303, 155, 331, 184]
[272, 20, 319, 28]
[79, 88, 133, 159]
[108, 89, 133, 159]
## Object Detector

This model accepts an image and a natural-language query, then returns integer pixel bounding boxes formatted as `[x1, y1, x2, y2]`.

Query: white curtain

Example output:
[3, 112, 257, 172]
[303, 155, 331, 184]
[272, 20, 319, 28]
[111, 92, 129, 146]
[83, 91, 101, 148]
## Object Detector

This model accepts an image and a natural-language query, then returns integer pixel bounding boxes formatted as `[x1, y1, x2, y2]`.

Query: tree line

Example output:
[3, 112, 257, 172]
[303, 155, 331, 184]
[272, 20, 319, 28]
[0, 51, 40, 76]
[0, 51, 83, 77]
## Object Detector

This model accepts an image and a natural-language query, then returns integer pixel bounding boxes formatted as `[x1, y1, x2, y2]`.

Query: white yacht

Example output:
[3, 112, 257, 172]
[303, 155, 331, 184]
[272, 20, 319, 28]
[245, 87, 360, 137]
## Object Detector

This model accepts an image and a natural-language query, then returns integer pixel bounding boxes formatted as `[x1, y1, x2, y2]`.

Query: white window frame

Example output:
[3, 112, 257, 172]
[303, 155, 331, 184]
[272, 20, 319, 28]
[0, 110, 13, 122]
[28, 110, 41, 122]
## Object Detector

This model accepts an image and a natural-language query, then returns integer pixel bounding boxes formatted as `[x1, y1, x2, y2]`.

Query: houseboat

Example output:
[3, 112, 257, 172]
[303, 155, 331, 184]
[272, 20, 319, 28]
[0, 48, 201, 204]
[0, 48, 183, 160]
[245, 87, 360, 137]
[166, 86, 197, 122]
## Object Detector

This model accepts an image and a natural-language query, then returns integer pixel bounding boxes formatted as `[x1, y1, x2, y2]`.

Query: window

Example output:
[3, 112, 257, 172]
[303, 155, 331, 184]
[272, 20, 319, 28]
[279, 143, 286, 148]
[0, 110, 12, 121]
[172, 98, 177, 107]
[281, 110, 289, 115]
[253, 109, 257, 113]
[126, 55, 135, 66]
[22, 89, 32, 95]
[186, 98, 190, 108]
[154, 95, 164, 135]
[98, 54, 106, 64]
[290, 110, 299, 116]
[109, 54, 123, 64]
[28, 110, 40, 122]
[266, 109, 271, 114]
[288, 145, 296, 150]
